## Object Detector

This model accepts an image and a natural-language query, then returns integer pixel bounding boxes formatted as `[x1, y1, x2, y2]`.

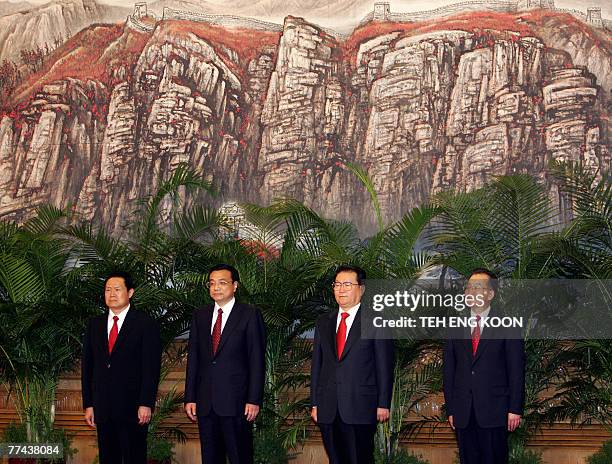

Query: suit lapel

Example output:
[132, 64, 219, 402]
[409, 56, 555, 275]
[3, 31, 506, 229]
[328, 310, 339, 358]
[339, 307, 361, 361]
[472, 308, 495, 365]
[462, 324, 473, 359]
[96, 315, 110, 360]
[472, 337, 490, 365]
[110, 309, 136, 357]
[202, 305, 214, 356]
[215, 303, 243, 357]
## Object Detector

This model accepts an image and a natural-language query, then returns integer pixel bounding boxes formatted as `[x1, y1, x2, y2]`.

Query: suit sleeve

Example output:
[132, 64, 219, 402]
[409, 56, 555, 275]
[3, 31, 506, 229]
[506, 337, 526, 415]
[246, 307, 266, 406]
[310, 318, 323, 407]
[81, 319, 94, 409]
[443, 338, 456, 417]
[375, 337, 394, 409]
[184, 310, 199, 404]
[139, 316, 162, 408]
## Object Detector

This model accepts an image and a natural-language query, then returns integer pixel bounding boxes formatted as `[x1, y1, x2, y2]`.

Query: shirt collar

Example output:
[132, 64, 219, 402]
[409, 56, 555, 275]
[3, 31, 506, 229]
[338, 302, 361, 318]
[471, 306, 490, 319]
[214, 297, 236, 313]
[108, 304, 130, 322]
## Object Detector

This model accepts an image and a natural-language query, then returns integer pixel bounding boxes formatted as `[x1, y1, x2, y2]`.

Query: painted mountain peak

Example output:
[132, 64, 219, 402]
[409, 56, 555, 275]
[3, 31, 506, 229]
[0, 2, 609, 235]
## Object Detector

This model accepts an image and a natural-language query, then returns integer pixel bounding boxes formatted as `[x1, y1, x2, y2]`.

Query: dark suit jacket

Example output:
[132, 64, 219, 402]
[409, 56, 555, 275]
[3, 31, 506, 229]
[310, 306, 394, 425]
[443, 309, 525, 429]
[81, 309, 162, 424]
[184, 302, 266, 417]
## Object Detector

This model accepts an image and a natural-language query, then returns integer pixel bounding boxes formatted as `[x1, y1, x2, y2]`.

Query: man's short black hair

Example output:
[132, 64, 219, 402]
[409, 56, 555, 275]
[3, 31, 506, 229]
[334, 265, 366, 286]
[104, 271, 135, 291]
[467, 268, 498, 291]
[208, 263, 240, 283]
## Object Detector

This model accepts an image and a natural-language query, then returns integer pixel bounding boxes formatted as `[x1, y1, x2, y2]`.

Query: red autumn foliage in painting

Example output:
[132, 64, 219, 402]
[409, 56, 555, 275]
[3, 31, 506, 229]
[10, 19, 281, 107]
[342, 9, 611, 66]
[158, 20, 280, 82]
[0, 60, 20, 102]
[11, 23, 150, 105]
[240, 239, 280, 261]
[7, 8, 610, 111]
[1, 7, 607, 132]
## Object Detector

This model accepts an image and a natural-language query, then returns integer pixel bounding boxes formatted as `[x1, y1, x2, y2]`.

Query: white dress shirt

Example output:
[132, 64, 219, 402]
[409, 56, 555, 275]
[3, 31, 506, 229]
[211, 297, 236, 334]
[471, 306, 490, 336]
[107, 304, 130, 337]
[335, 303, 360, 341]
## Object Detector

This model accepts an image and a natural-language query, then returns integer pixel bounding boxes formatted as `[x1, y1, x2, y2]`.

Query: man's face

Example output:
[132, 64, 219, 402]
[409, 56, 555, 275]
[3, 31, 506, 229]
[333, 271, 364, 310]
[208, 269, 237, 306]
[465, 273, 495, 313]
[105, 277, 134, 313]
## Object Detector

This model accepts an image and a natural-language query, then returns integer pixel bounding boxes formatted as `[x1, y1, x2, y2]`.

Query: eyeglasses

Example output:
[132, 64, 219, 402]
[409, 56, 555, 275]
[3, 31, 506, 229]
[332, 281, 361, 289]
[465, 284, 490, 291]
[206, 280, 233, 288]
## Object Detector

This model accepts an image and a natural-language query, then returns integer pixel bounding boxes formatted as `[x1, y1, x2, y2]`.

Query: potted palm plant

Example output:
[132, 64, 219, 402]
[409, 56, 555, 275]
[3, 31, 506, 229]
[0, 207, 83, 463]
[146, 387, 187, 464]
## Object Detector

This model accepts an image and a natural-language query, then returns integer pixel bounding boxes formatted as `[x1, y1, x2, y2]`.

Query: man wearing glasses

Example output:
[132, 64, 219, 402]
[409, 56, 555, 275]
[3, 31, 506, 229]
[310, 265, 394, 464]
[443, 269, 525, 464]
[184, 264, 266, 464]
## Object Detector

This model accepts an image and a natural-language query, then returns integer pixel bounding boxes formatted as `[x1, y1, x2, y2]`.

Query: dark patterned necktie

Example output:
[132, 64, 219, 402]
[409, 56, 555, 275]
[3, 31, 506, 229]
[212, 308, 223, 355]
[472, 315, 481, 355]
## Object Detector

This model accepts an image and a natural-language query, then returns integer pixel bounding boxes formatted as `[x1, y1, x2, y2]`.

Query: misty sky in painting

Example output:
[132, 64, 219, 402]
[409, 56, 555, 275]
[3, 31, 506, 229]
[11, 0, 612, 20]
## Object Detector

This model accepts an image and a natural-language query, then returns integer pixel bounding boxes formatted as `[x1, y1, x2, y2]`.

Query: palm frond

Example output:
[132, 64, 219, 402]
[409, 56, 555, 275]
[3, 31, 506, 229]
[130, 164, 216, 262]
[21, 205, 67, 238]
[0, 255, 45, 304]
[345, 161, 384, 233]
[549, 160, 611, 222]
[62, 223, 128, 267]
[384, 204, 440, 277]
[172, 205, 225, 243]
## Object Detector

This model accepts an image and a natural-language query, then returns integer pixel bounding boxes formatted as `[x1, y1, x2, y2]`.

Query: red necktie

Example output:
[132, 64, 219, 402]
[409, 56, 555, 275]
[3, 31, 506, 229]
[212, 308, 223, 355]
[472, 315, 481, 355]
[336, 312, 350, 359]
[108, 315, 119, 354]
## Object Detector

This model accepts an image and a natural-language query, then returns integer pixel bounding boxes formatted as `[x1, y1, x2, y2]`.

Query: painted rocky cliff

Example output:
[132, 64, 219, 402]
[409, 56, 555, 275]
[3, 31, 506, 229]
[0, 10, 610, 235]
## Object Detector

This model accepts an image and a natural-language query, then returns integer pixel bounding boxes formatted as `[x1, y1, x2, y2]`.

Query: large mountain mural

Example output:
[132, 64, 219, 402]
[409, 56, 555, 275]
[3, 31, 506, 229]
[0, 0, 609, 235]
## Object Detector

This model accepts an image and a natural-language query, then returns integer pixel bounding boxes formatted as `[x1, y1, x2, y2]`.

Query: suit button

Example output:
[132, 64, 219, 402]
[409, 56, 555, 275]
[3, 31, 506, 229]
[471, 370, 475, 375]
[107, 364, 111, 368]
[212, 361, 217, 365]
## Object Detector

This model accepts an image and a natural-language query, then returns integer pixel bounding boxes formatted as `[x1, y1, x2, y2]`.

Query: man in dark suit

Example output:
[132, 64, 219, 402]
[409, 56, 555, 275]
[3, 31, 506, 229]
[184, 263, 266, 464]
[310, 265, 395, 464]
[82, 271, 162, 464]
[443, 268, 525, 464]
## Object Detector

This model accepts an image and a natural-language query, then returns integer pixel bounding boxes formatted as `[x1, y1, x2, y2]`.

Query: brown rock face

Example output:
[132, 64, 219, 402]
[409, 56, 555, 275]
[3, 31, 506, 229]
[1, 79, 107, 218]
[355, 31, 467, 224]
[258, 18, 344, 204]
[432, 36, 549, 194]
